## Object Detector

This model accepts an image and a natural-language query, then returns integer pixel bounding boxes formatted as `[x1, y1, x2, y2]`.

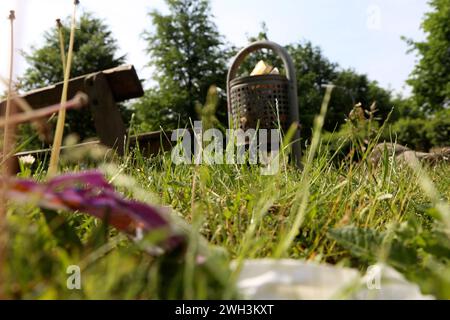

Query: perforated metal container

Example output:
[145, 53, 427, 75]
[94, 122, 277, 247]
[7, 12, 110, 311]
[227, 41, 302, 168]
[229, 74, 290, 132]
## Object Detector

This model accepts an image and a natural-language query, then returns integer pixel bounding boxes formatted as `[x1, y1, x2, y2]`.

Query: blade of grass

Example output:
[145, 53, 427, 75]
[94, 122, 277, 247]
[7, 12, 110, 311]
[0, 9, 16, 298]
[0, 93, 88, 129]
[407, 156, 450, 232]
[2, 11, 16, 175]
[48, 0, 79, 177]
[0, 77, 53, 143]
[274, 85, 334, 258]
[56, 18, 67, 75]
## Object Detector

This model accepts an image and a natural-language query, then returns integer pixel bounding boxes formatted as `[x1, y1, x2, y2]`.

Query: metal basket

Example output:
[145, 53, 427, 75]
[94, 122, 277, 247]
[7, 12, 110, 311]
[227, 41, 302, 168]
[229, 74, 290, 131]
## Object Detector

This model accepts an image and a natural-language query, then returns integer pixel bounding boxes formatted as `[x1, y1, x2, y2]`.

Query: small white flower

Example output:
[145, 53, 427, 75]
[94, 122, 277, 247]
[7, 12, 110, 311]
[134, 227, 144, 241]
[377, 193, 393, 201]
[19, 155, 35, 165]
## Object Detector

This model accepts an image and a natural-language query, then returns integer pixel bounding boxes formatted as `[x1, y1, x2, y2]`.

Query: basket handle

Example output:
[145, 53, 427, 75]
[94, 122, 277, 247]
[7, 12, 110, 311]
[226, 40, 302, 168]
[227, 40, 296, 84]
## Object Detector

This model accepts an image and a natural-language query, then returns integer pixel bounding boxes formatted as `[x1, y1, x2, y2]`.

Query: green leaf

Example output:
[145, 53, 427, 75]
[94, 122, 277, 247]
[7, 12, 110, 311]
[328, 226, 383, 262]
[328, 226, 420, 269]
[42, 209, 83, 252]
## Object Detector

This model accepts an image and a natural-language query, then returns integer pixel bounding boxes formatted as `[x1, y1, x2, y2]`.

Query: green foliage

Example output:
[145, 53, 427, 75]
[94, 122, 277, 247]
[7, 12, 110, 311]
[19, 12, 126, 143]
[21, 12, 125, 89]
[390, 96, 423, 120]
[287, 42, 338, 136]
[134, 88, 188, 132]
[389, 117, 431, 151]
[405, 0, 450, 113]
[324, 103, 449, 156]
[388, 109, 450, 151]
[136, 15, 398, 136]
[6, 0, 450, 300]
[4, 120, 450, 298]
[327, 226, 420, 268]
[327, 71, 392, 132]
[328, 220, 450, 299]
[426, 109, 450, 147]
[321, 99, 384, 163]
[195, 85, 224, 131]
[6, 206, 233, 299]
[137, 0, 229, 130]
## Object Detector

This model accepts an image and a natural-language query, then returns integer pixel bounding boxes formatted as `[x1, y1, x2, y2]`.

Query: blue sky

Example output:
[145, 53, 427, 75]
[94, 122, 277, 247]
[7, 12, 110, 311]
[1, 0, 429, 96]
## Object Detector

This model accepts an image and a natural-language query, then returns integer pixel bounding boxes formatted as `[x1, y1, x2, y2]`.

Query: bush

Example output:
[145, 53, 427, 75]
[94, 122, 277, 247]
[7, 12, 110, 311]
[388, 118, 431, 151]
[321, 103, 381, 162]
[387, 111, 450, 151]
[426, 110, 450, 148]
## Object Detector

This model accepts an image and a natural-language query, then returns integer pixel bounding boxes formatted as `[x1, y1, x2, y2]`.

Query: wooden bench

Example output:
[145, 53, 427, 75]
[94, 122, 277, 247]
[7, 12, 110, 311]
[14, 130, 176, 161]
[1, 64, 144, 155]
[1, 65, 184, 172]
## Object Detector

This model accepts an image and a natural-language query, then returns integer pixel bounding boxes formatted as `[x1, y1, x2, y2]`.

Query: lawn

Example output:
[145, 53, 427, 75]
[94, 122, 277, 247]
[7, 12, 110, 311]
[4, 129, 450, 299]
[1, 0, 449, 301]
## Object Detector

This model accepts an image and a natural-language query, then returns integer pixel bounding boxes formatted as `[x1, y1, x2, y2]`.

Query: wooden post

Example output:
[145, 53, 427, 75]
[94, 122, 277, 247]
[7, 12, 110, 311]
[84, 73, 126, 155]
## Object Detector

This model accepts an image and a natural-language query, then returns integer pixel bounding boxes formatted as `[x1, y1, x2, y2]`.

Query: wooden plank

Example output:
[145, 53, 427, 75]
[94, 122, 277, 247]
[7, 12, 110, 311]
[0, 64, 143, 113]
[128, 131, 175, 156]
[102, 65, 145, 101]
[14, 131, 176, 159]
[85, 73, 126, 154]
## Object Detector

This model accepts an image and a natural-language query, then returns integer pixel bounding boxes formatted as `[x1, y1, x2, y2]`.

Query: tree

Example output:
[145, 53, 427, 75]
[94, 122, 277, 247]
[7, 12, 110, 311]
[134, 88, 188, 132]
[137, 0, 229, 130]
[405, 0, 450, 113]
[329, 71, 394, 128]
[287, 41, 338, 135]
[20, 12, 126, 142]
[288, 46, 395, 135]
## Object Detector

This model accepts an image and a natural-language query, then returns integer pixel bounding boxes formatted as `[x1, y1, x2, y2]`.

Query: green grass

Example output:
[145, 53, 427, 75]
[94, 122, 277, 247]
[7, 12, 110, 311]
[3, 90, 450, 299]
[4, 132, 450, 299]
